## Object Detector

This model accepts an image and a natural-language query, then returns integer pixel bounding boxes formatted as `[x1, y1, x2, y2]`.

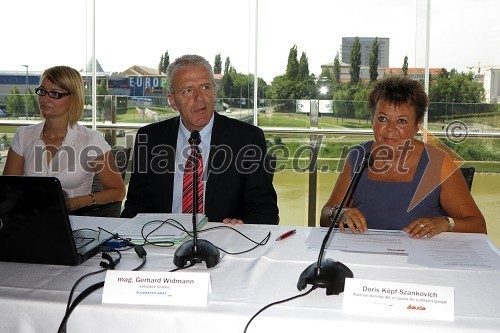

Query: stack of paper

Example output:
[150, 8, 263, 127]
[306, 228, 408, 254]
[113, 213, 208, 245]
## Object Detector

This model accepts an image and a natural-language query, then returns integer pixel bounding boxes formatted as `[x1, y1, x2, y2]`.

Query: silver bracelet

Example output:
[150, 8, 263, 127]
[89, 193, 96, 205]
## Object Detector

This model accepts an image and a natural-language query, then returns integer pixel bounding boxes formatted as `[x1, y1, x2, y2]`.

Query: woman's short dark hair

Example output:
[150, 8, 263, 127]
[368, 76, 429, 123]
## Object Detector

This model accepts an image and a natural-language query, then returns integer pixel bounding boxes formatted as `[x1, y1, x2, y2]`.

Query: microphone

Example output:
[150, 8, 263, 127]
[297, 152, 372, 295]
[174, 130, 220, 268]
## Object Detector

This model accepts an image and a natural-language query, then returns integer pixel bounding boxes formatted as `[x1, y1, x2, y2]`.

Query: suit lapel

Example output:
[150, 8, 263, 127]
[157, 117, 180, 212]
[205, 113, 225, 210]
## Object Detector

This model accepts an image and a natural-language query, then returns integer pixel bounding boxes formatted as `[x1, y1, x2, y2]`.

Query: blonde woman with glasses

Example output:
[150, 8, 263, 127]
[3, 66, 125, 212]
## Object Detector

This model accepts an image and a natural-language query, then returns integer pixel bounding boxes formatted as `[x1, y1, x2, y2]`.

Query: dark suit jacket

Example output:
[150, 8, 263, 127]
[121, 112, 279, 224]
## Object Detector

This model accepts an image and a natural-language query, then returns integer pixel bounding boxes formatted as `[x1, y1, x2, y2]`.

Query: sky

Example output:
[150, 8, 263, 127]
[2, 0, 500, 84]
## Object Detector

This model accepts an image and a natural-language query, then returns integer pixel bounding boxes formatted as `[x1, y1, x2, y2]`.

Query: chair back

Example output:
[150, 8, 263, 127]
[70, 147, 131, 218]
[460, 166, 475, 191]
[92, 147, 131, 193]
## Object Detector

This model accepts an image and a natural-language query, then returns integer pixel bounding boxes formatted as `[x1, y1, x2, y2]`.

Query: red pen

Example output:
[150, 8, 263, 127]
[276, 229, 296, 241]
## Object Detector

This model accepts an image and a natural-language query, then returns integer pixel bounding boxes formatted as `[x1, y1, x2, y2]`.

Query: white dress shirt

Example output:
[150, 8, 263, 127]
[10, 121, 111, 199]
[171, 115, 214, 213]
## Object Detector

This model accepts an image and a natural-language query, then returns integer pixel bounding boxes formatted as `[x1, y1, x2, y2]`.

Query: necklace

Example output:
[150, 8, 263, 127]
[42, 129, 66, 142]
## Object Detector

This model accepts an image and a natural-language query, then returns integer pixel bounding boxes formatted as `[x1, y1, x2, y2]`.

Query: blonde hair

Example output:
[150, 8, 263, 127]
[39, 66, 84, 126]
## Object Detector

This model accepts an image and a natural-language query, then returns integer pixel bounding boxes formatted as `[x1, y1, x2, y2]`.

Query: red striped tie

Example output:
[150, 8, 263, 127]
[182, 138, 204, 214]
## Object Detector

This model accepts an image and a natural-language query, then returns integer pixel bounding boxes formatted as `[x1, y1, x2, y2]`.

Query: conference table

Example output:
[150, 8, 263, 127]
[1, 216, 499, 333]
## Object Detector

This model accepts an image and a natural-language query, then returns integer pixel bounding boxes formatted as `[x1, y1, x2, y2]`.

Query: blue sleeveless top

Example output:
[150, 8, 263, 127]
[349, 141, 445, 230]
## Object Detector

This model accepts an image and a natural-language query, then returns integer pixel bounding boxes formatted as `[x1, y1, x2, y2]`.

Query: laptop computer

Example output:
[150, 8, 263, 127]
[0, 176, 112, 266]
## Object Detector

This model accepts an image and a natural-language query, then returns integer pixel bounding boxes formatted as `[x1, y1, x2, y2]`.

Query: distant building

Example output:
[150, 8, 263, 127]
[120, 65, 166, 97]
[321, 62, 384, 83]
[483, 68, 500, 103]
[321, 62, 443, 84]
[384, 67, 442, 80]
[0, 61, 224, 107]
[341, 37, 390, 68]
[0, 71, 40, 104]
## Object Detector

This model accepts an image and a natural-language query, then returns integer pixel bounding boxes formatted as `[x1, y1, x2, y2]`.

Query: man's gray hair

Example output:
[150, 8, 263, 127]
[166, 54, 215, 93]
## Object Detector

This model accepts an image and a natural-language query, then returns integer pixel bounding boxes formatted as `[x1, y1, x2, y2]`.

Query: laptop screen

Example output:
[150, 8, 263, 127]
[0, 176, 109, 266]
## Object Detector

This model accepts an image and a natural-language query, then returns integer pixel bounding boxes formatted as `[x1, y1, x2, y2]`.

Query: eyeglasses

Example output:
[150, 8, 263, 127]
[35, 87, 71, 99]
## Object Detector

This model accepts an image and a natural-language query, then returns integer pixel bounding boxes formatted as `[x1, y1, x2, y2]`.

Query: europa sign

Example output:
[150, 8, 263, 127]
[129, 77, 167, 89]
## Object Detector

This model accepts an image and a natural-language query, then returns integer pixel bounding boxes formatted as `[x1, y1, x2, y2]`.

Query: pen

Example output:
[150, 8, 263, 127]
[276, 229, 296, 241]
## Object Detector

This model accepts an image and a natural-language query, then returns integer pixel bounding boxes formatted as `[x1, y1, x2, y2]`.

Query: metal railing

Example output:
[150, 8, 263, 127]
[1, 120, 499, 227]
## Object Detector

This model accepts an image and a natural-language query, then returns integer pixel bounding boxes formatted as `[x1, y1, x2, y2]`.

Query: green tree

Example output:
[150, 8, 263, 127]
[268, 75, 294, 112]
[222, 74, 234, 99]
[97, 80, 109, 95]
[162, 52, 170, 73]
[353, 83, 372, 123]
[333, 53, 341, 84]
[5, 87, 25, 117]
[350, 37, 361, 84]
[333, 87, 350, 121]
[298, 52, 309, 81]
[224, 56, 231, 74]
[429, 69, 485, 103]
[402, 56, 409, 76]
[214, 53, 222, 74]
[158, 51, 170, 73]
[223, 72, 267, 109]
[286, 45, 299, 80]
[369, 37, 379, 82]
[158, 54, 163, 74]
[27, 88, 38, 118]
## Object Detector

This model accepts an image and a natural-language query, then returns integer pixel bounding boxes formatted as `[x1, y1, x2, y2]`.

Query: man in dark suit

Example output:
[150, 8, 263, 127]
[121, 55, 278, 225]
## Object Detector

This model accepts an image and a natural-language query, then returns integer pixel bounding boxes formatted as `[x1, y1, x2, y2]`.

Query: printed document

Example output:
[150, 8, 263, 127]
[405, 233, 500, 270]
[306, 228, 409, 254]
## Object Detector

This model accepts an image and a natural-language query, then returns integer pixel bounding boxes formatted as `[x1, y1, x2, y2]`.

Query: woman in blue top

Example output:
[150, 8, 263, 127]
[320, 76, 486, 238]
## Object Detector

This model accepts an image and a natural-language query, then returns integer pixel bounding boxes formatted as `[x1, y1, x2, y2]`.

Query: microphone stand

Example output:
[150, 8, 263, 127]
[174, 132, 220, 268]
[297, 153, 371, 295]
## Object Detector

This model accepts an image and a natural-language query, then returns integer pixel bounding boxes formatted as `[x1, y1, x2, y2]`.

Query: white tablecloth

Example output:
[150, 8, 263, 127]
[0, 216, 499, 333]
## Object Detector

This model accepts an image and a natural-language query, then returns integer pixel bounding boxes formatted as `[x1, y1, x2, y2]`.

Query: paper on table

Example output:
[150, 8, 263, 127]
[405, 233, 500, 270]
[113, 213, 208, 245]
[306, 228, 409, 254]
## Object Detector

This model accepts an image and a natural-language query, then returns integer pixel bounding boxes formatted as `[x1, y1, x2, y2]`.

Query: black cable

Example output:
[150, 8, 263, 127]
[243, 286, 317, 333]
[169, 260, 196, 272]
[141, 219, 185, 247]
[197, 225, 271, 255]
[57, 281, 105, 333]
[132, 245, 147, 271]
[65, 267, 107, 312]
[59, 249, 121, 333]
[97, 227, 135, 250]
[109, 218, 270, 255]
[58, 245, 147, 333]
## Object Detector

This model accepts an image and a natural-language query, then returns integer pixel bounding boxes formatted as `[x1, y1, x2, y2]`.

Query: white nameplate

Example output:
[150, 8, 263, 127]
[102, 270, 211, 307]
[343, 278, 454, 321]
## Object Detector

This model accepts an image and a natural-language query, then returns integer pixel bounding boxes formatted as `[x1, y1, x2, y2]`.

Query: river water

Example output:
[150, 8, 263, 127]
[274, 171, 500, 247]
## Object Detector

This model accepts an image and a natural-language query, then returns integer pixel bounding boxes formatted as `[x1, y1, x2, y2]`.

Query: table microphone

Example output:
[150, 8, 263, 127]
[173, 130, 220, 268]
[297, 152, 372, 295]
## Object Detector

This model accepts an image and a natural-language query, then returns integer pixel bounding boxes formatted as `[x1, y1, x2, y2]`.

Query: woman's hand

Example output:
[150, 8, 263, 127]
[337, 208, 367, 234]
[65, 195, 95, 212]
[404, 216, 449, 238]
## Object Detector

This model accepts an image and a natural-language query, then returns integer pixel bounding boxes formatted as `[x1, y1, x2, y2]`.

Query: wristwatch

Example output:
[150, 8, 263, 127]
[444, 216, 455, 232]
[329, 205, 340, 225]
[329, 205, 347, 226]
